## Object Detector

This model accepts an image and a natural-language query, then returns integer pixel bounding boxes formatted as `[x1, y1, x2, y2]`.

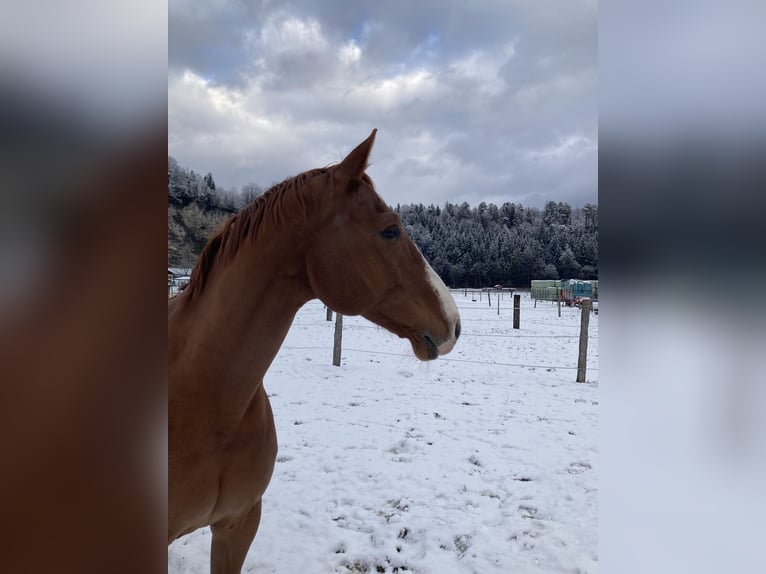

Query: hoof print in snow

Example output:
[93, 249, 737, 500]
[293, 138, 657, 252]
[389, 498, 410, 512]
[509, 530, 538, 550]
[397, 527, 409, 540]
[468, 454, 482, 467]
[380, 511, 395, 523]
[388, 440, 417, 462]
[433, 412, 443, 419]
[334, 543, 346, 554]
[365, 559, 410, 574]
[404, 428, 423, 439]
[519, 504, 537, 519]
[480, 490, 500, 499]
[340, 560, 369, 572]
[567, 461, 592, 474]
[454, 534, 472, 557]
[276, 455, 293, 463]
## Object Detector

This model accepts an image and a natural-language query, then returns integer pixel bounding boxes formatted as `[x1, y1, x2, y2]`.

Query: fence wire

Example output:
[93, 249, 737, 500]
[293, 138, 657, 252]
[293, 295, 597, 375]
[294, 322, 596, 340]
[281, 345, 598, 372]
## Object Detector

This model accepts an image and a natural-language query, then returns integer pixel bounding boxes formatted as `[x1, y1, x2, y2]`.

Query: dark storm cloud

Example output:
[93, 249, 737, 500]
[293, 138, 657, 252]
[169, 0, 597, 208]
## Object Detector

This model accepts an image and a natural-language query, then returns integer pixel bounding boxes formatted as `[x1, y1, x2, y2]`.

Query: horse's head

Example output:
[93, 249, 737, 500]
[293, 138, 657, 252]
[305, 130, 460, 360]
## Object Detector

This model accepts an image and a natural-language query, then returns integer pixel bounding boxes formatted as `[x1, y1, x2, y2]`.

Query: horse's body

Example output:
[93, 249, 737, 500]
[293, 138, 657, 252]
[168, 131, 460, 573]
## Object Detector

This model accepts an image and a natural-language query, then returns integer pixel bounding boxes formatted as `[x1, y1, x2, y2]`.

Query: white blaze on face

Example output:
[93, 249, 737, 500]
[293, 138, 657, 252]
[423, 259, 460, 355]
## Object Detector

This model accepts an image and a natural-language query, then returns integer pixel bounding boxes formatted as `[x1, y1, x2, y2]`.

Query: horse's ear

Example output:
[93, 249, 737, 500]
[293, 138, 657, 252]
[337, 129, 377, 181]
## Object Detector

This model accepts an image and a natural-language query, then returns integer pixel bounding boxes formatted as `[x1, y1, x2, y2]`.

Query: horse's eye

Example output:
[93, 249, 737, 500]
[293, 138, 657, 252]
[380, 225, 400, 240]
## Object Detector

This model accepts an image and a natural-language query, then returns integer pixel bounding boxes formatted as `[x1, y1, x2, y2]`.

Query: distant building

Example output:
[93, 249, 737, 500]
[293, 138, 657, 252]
[168, 267, 192, 278]
[168, 267, 193, 295]
[531, 279, 598, 306]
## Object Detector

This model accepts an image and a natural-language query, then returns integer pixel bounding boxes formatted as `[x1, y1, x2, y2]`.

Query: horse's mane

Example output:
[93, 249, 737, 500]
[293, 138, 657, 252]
[183, 168, 329, 300]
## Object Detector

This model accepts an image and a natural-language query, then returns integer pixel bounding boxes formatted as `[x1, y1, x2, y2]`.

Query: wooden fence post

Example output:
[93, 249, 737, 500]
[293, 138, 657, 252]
[557, 290, 561, 318]
[332, 313, 343, 366]
[513, 294, 520, 329]
[497, 291, 500, 315]
[326, 306, 333, 321]
[576, 299, 591, 382]
[488, 290, 492, 307]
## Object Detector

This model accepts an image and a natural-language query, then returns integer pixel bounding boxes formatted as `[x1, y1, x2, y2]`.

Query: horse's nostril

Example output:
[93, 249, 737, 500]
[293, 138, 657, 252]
[454, 318, 461, 340]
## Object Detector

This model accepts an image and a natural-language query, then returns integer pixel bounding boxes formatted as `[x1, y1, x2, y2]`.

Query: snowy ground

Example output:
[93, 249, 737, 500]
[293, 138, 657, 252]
[169, 290, 598, 573]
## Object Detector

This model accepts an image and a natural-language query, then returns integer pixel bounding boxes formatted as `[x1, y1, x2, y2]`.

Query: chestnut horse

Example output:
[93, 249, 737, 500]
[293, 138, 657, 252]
[168, 130, 460, 573]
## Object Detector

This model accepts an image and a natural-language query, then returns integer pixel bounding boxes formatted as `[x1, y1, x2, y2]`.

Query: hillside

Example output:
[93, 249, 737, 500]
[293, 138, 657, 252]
[168, 200, 235, 267]
[167, 156, 250, 267]
[167, 201, 235, 267]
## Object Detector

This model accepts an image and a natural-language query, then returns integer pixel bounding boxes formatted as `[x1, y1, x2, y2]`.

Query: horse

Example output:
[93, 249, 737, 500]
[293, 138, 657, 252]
[168, 130, 461, 573]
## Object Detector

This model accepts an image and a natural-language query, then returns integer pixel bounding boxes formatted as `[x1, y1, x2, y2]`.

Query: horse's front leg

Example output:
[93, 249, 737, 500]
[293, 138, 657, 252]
[210, 500, 263, 574]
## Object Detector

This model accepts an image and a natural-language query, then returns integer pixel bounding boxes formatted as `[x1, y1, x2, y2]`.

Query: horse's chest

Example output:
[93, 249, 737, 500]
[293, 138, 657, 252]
[169, 388, 278, 533]
[209, 391, 279, 520]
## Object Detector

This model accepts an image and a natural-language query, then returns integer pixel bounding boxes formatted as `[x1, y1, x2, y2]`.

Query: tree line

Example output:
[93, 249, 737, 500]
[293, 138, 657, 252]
[168, 156, 264, 211]
[168, 156, 597, 286]
[395, 201, 597, 287]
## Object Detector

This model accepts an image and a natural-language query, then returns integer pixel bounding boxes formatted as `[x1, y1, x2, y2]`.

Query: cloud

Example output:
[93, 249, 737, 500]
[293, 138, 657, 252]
[339, 40, 362, 66]
[168, 0, 597, 208]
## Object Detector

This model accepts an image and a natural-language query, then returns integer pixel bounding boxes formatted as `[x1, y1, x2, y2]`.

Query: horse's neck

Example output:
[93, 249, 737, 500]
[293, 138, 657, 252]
[175, 239, 313, 406]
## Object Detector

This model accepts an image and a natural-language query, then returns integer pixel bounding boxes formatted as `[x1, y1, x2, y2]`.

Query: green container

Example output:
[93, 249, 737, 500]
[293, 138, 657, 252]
[546, 286, 559, 300]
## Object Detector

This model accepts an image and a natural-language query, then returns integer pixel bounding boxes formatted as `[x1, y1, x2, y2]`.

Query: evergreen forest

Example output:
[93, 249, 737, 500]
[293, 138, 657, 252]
[168, 157, 598, 286]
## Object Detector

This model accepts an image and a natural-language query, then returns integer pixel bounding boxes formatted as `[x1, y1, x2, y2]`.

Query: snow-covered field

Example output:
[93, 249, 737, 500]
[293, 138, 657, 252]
[169, 290, 598, 573]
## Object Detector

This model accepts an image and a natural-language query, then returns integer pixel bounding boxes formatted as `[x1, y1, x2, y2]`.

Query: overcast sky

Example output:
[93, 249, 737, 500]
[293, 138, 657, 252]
[169, 0, 597, 208]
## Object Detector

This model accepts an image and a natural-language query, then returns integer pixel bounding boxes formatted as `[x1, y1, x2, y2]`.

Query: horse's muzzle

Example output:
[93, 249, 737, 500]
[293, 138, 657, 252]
[421, 335, 440, 360]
